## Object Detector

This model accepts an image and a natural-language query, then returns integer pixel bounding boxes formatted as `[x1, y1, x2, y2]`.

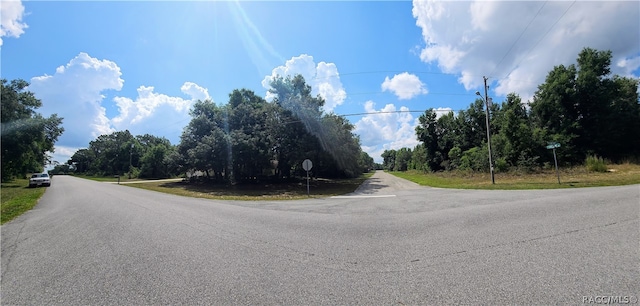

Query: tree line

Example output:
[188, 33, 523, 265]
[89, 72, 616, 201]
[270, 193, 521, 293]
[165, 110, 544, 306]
[1, 79, 64, 182]
[56, 75, 375, 182]
[382, 48, 640, 173]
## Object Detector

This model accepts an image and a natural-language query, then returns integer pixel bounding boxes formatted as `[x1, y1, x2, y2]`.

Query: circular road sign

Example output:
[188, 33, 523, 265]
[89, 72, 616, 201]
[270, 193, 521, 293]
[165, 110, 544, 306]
[302, 159, 313, 171]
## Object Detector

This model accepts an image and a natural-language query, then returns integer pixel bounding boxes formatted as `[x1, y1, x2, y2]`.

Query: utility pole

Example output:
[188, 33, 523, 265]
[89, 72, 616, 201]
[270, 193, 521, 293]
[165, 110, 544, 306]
[483, 76, 495, 184]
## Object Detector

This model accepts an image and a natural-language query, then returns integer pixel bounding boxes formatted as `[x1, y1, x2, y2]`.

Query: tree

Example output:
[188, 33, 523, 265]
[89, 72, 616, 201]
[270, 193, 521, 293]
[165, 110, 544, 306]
[139, 141, 174, 179]
[605, 76, 640, 160]
[85, 130, 136, 175]
[69, 149, 95, 173]
[530, 47, 640, 164]
[357, 151, 375, 173]
[1, 79, 64, 181]
[228, 89, 273, 181]
[393, 148, 412, 171]
[415, 109, 440, 170]
[381, 150, 396, 171]
[268, 75, 366, 178]
[495, 93, 538, 169]
[410, 144, 429, 171]
[178, 100, 230, 180]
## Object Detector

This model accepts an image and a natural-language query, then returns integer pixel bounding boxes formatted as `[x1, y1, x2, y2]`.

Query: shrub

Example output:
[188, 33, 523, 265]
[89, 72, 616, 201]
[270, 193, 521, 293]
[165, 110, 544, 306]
[459, 146, 489, 172]
[586, 155, 607, 172]
[494, 157, 509, 173]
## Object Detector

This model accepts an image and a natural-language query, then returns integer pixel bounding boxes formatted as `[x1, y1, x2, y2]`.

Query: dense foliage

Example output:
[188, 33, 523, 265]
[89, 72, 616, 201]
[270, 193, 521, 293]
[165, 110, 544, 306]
[383, 48, 640, 173]
[1, 79, 64, 181]
[62, 75, 374, 181]
[54, 131, 176, 179]
[174, 75, 373, 182]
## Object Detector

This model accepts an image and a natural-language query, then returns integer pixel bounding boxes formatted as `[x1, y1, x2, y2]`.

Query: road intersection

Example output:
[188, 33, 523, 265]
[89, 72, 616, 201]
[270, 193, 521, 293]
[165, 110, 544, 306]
[2, 172, 638, 304]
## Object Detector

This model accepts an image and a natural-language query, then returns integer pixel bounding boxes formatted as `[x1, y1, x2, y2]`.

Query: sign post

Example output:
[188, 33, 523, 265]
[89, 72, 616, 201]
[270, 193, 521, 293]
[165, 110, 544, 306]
[302, 159, 313, 196]
[546, 142, 561, 184]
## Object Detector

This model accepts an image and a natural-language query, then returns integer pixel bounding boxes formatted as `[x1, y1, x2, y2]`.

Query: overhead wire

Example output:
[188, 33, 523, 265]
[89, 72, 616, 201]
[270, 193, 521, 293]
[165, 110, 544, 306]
[488, 1, 548, 78]
[500, 0, 577, 81]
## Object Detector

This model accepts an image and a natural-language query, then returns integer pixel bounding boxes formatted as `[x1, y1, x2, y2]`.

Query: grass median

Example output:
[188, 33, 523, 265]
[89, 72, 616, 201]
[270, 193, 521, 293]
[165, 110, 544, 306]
[1, 179, 46, 224]
[390, 163, 640, 190]
[124, 172, 374, 201]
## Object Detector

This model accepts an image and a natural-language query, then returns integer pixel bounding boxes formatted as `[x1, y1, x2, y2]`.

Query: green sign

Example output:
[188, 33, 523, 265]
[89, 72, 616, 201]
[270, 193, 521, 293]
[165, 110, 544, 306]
[546, 142, 560, 149]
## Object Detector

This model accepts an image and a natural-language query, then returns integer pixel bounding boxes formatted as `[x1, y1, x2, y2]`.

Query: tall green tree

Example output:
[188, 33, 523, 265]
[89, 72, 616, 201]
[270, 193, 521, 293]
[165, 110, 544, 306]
[605, 76, 640, 160]
[495, 93, 538, 169]
[415, 109, 440, 170]
[138, 136, 174, 178]
[531, 47, 640, 163]
[1, 79, 64, 181]
[69, 148, 95, 173]
[178, 100, 230, 180]
[381, 149, 396, 171]
[228, 89, 272, 181]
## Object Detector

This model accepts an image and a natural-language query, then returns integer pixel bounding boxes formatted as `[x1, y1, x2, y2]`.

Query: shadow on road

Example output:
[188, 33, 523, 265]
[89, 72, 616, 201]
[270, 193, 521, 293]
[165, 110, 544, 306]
[352, 178, 390, 195]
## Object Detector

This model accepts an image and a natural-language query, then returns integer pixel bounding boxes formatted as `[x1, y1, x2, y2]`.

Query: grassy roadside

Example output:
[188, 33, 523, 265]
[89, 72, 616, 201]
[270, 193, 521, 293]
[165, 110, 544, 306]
[390, 163, 640, 190]
[125, 172, 374, 201]
[1, 179, 46, 225]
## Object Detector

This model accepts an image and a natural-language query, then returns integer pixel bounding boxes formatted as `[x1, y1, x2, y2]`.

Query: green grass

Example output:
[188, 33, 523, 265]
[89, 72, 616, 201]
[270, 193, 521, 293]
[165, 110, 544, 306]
[1, 179, 47, 224]
[125, 172, 374, 201]
[390, 163, 640, 190]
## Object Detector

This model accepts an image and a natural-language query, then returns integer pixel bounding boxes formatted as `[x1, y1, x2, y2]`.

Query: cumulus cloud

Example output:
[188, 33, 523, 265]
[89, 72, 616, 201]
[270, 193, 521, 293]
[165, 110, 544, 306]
[412, 1, 640, 101]
[29, 52, 124, 148]
[28, 52, 209, 165]
[262, 54, 347, 112]
[111, 84, 195, 134]
[381, 72, 428, 100]
[0, 0, 28, 46]
[180, 82, 210, 102]
[354, 101, 420, 162]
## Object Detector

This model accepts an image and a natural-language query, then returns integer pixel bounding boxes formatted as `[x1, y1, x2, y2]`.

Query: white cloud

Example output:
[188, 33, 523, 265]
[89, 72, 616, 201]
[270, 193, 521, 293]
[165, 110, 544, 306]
[28, 52, 210, 164]
[48, 145, 81, 170]
[616, 55, 640, 77]
[262, 54, 347, 112]
[434, 107, 454, 118]
[354, 102, 455, 162]
[180, 82, 210, 102]
[412, 1, 640, 102]
[381, 72, 428, 100]
[29, 52, 124, 147]
[354, 101, 420, 163]
[0, 0, 28, 46]
[111, 84, 195, 134]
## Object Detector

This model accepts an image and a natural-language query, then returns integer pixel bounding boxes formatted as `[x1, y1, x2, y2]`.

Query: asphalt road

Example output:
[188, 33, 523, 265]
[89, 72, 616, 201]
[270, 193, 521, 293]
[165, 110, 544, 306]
[2, 172, 638, 305]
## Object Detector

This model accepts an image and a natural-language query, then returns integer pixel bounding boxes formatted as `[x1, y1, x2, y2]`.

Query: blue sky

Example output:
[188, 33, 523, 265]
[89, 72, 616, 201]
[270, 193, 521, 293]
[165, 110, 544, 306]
[2, 1, 639, 164]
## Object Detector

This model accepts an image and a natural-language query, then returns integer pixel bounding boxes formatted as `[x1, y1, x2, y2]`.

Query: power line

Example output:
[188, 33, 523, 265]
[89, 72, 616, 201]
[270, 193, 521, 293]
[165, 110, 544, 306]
[500, 1, 577, 81]
[489, 1, 548, 78]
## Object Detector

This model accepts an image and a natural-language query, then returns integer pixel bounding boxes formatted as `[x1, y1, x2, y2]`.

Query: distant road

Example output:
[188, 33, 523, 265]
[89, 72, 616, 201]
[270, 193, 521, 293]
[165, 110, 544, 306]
[2, 175, 638, 304]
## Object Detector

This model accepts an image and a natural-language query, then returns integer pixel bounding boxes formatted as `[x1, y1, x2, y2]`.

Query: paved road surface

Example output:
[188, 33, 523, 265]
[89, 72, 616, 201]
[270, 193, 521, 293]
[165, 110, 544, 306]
[2, 174, 638, 305]
[350, 170, 421, 195]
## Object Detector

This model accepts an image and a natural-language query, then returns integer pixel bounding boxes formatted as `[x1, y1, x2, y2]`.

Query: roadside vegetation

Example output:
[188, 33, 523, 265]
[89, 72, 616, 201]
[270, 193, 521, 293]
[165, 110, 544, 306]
[1, 79, 64, 182]
[124, 172, 373, 201]
[53, 75, 375, 183]
[1, 179, 46, 224]
[382, 48, 639, 178]
[391, 163, 640, 190]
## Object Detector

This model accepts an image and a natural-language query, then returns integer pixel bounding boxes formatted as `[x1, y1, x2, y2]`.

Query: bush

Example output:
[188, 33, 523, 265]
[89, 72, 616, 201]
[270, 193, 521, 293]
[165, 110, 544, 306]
[494, 157, 509, 173]
[459, 146, 489, 172]
[586, 155, 607, 172]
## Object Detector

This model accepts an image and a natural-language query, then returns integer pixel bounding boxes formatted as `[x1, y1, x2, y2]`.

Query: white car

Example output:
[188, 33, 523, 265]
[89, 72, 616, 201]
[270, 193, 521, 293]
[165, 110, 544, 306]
[29, 173, 51, 187]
